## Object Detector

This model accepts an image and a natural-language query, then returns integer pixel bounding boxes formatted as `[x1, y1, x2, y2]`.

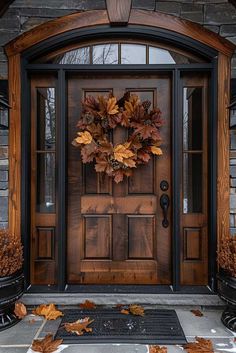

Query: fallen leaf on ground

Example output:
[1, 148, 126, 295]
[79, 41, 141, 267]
[64, 317, 94, 336]
[191, 309, 203, 317]
[31, 334, 63, 353]
[14, 302, 27, 319]
[116, 304, 126, 309]
[149, 345, 167, 353]
[32, 303, 63, 320]
[79, 300, 96, 309]
[183, 337, 214, 353]
[121, 309, 130, 315]
[129, 304, 145, 316]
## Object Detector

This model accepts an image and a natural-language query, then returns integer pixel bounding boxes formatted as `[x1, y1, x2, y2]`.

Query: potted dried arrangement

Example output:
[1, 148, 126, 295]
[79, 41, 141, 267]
[217, 235, 236, 332]
[0, 230, 24, 331]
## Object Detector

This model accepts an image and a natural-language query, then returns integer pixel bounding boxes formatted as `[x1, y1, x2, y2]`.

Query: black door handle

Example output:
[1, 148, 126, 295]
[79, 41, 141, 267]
[160, 194, 169, 228]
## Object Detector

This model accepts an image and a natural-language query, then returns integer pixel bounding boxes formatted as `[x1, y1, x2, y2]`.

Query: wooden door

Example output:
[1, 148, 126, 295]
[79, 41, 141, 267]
[67, 74, 172, 284]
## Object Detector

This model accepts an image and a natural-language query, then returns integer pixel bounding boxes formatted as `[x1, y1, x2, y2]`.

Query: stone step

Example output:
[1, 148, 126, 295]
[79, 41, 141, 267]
[22, 293, 224, 307]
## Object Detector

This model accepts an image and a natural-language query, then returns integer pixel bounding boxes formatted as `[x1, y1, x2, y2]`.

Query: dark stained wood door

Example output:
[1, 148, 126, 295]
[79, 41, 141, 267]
[67, 74, 172, 284]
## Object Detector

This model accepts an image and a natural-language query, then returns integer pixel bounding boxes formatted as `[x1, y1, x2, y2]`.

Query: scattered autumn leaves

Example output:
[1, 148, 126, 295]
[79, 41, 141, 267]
[32, 303, 63, 320]
[64, 317, 94, 336]
[149, 337, 214, 353]
[31, 334, 62, 353]
[72, 93, 164, 183]
[14, 302, 27, 319]
[118, 304, 145, 317]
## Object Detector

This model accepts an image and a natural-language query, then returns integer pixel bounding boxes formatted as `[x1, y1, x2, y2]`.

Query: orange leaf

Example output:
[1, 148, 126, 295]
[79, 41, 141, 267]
[31, 334, 63, 353]
[14, 302, 27, 319]
[191, 309, 203, 317]
[79, 300, 96, 309]
[107, 97, 119, 115]
[123, 158, 136, 168]
[121, 309, 130, 315]
[150, 146, 162, 156]
[113, 144, 134, 163]
[75, 131, 93, 145]
[33, 303, 63, 320]
[183, 337, 214, 353]
[129, 304, 145, 316]
[149, 346, 167, 353]
[64, 317, 94, 336]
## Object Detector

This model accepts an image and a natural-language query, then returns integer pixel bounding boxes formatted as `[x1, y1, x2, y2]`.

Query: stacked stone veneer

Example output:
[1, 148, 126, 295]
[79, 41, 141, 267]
[1, 0, 236, 231]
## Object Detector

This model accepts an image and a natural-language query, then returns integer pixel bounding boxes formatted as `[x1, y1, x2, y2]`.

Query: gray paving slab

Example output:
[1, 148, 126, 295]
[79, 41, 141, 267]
[37, 317, 62, 338]
[60, 344, 149, 353]
[176, 309, 234, 338]
[0, 315, 44, 345]
[0, 349, 28, 353]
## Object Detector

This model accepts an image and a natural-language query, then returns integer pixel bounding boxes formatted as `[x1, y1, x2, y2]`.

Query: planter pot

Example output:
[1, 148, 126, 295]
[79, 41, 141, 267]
[0, 269, 24, 331]
[217, 268, 236, 332]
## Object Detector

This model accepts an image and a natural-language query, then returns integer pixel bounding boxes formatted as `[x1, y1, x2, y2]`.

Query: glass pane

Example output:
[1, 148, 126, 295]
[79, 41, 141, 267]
[183, 153, 202, 214]
[53, 47, 90, 64]
[92, 44, 118, 64]
[121, 44, 146, 64]
[36, 153, 56, 213]
[183, 87, 203, 151]
[128, 90, 154, 109]
[37, 87, 56, 151]
[149, 46, 201, 64]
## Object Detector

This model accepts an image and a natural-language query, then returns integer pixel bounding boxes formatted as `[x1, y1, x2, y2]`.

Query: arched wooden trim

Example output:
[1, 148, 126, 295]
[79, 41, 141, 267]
[5, 8, 233, 269]
[5, 9, 235, 57]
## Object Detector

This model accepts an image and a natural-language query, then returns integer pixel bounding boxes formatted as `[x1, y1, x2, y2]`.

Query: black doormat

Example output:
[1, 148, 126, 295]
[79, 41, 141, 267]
[55, 308, 186, 344]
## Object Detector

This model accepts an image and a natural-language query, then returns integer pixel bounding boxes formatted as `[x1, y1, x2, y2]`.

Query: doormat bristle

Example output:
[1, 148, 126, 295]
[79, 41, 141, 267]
[55, 308, 186, 344]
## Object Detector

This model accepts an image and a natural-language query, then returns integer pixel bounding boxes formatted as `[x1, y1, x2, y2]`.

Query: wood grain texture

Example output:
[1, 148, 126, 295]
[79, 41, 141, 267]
[217, 54, 230, 248]
[5, 10, 234, 57]
[106, 0, 132, 25]
[8, 54, 21, 237]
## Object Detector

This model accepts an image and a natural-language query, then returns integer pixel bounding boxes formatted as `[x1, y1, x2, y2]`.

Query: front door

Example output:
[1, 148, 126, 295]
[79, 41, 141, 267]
[67, 74, 172, 284]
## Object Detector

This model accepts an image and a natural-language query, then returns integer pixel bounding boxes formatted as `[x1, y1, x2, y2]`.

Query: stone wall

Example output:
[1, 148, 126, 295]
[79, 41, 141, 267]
[0, 0, 236, 230]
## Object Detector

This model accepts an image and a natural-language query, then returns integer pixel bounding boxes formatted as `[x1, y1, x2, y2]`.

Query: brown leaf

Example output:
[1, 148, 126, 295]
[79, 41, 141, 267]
[14, 302, 27, 319]
[29, 319, 36, 324]
[95, 156, 112, 174]
[75, 131, 93, 145]
[113, 170, 124, 183]
[31, 334, 63, 353]
[64, 317, 94, 336]
[33, 303, 63, 320]
[80, 141, 97, 163]
[121, 309, 130, 315]
[129, 304, 145, 316]
[149, 345, 167, 353]
[137, 150, 151, 163]
[79, 300, 96, 309]
[183, 337, 214, 353]
[123, 158, 136, 168]
[191, 309, 204, 317]
[116, 304, 125, 309]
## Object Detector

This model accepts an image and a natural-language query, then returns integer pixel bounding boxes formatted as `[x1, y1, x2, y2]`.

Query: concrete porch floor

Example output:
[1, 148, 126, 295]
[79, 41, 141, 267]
[0, 306, 235, 353]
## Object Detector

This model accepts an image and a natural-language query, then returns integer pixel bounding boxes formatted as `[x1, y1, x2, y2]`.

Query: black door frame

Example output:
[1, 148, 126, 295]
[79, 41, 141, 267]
[21, 26, 217, 292]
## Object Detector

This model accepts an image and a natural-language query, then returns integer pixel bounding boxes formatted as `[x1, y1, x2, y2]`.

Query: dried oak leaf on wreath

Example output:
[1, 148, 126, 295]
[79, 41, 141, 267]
[149, 345, 167, 353]
[31, 334, 63, 353]
[79, 300, 96, 309]
[14, 302, 27, 319]
[32, 303, 63, 320]
[64, 317, 94, 336]
[183, 336, 214, 353]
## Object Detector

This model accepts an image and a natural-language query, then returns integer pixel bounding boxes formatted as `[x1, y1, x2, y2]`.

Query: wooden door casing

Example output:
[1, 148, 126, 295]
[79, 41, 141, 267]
[67, 74, 172, 284]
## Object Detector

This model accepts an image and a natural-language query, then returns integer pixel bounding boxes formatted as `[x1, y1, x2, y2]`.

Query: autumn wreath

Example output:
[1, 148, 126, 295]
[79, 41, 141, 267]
[72, 92, 164, 183]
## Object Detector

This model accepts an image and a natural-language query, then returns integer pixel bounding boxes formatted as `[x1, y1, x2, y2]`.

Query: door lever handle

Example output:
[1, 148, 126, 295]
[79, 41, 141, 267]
[160, 194, 169, 228]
